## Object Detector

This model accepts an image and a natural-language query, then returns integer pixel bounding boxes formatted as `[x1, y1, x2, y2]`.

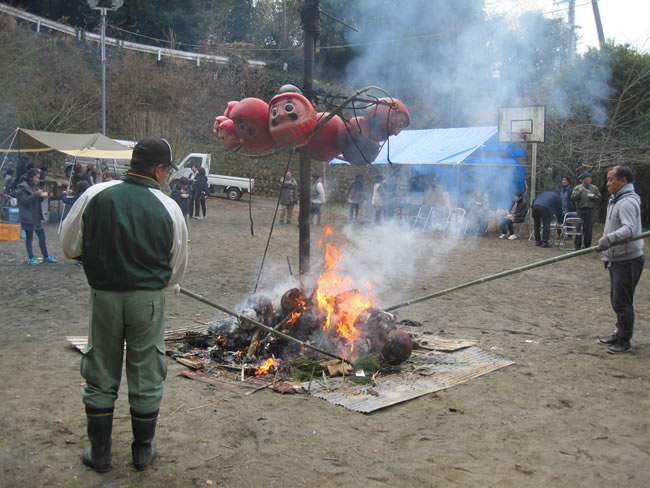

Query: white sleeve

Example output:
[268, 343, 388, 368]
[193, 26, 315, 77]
[318, 182, 326, 203]
[60, 181, 121, 259]
[151, 190, 189, 289]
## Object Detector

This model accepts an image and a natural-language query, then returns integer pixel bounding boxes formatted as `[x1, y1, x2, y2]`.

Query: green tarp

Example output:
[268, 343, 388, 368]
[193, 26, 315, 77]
[0, 128, 133, 159]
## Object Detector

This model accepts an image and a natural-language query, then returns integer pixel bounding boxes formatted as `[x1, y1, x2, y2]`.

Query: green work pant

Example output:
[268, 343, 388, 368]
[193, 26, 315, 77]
[81, 289, 167, 413]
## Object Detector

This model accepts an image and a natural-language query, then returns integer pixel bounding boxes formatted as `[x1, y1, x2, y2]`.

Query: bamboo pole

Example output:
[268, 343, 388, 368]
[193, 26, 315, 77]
[384, 231, 650, 312]
[179, 288, 345, 362]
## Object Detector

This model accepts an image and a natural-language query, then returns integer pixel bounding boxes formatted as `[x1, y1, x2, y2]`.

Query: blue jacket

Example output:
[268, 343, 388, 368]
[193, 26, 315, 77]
[532, 191, 563, 222]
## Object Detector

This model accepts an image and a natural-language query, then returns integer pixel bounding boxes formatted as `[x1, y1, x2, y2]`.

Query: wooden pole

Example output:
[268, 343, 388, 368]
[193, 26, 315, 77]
[384, 231, 650, 312]
[298, 0, 319, 278]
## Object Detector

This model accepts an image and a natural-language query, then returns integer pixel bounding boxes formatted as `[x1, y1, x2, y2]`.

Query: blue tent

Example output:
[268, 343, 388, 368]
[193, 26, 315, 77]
[332, 126, 527, 209]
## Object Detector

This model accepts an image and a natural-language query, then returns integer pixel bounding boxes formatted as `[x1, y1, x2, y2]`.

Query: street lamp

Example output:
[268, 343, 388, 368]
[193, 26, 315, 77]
[87, 0, 124, 135]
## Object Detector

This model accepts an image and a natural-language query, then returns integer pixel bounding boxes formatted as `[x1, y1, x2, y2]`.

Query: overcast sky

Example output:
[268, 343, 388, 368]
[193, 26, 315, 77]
[488, 0, 650, 53]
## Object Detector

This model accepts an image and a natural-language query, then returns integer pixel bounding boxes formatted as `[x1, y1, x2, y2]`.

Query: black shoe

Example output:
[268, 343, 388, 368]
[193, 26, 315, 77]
[535, 241, 542, 247]
[541, 242, 551, 248]
[608, 341, 631, 354]
[131, 409, 158, 471]
[598, 334, 619, 345]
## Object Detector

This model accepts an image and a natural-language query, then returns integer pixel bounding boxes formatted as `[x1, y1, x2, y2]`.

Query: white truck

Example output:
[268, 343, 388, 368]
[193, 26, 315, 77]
[169, 153, 253, 201]
[65, 149, 252, 200]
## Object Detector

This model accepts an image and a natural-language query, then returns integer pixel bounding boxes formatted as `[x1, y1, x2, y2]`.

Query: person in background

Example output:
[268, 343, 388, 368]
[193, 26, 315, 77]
[100, 164, 111, 182]
[346, 174, 364, 221]
[171, 177, 191, 226]
[465, 189, 489, 235]
[371, 175, 385, 224]
[16, 169, 56, 264]
[278, 171, 297, 224]
[193, 167, 209, 220]
[559, 176, 574, 218]
[531, 189, 563, 248]
[61, 180, 91, 219]
[12, 156, 27, 190]
[383, 175, 397, 220]
[597, 166, 644, 354]
[310, 173, 326, 225]
[499, 190, 528, 240]
[571, 171, 601, 249]
[86, 164, 98, 185]
[60, 136, 188, 473]
[188, 163, 199, 218]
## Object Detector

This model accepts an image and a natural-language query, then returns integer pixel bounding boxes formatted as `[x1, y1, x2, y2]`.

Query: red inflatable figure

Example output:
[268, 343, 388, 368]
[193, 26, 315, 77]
[229, 98, 276, 152]
[223, 101, 238, 119]
[367, 97, 410, 141]
[213, 116, 241, 150]
[310, 112, 344, 162]
[268, 89, 318, 147]
[336, 116, 381, 166]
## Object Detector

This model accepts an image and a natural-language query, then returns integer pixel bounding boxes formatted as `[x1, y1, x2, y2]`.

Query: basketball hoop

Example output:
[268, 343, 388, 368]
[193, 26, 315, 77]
[506, 130, 530, 143]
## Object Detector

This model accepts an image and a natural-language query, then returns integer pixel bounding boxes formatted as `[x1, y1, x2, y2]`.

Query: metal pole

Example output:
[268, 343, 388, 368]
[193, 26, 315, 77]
[100, 8, 106, 135]
[568, 0, 576, 64]
[384, 231, 650, 312]
[298, 0, 319, 278]
[591, 0, 606, 49]
[179, 287, 345, 361]
[530, 142, 537, 202]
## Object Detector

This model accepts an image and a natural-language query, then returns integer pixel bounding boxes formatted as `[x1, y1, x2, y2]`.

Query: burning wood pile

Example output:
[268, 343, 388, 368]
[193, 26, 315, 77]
[173, 229, 415, 381]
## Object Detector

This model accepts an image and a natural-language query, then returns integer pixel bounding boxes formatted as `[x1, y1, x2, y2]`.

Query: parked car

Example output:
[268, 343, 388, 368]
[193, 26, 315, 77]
[169, 153, 253, 200]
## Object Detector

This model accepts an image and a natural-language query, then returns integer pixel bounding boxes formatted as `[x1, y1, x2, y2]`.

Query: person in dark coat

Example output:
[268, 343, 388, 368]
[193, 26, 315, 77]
[61, 180, 91, 219]
[278, 171, 297, 224]
[171, 178, 191, 225]
[559, 176, 575, 218]
[193, 167, 209, 219]
[16, 169, 56, 264]
[499, 191, 528, 239]
[531, 190, 563, 248]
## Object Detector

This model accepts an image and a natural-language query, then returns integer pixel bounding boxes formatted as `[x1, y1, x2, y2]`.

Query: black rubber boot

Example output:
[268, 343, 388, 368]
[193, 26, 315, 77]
[131, 409, 159, 471]
[81, 406, 113, 473]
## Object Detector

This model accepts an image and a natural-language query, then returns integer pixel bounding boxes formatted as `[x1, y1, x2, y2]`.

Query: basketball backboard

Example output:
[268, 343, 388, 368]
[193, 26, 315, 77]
[498, 105, 546, 143]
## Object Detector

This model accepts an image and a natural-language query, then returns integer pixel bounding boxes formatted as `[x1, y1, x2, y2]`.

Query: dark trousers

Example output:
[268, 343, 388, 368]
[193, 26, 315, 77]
[532, 205, 551, 243]
[25, 228, 48, 259]
[609, 255, 644, 340]
[349, 203, 359, 220]
[575, 208, 593, 247]
[310, 203, 322, 224]
[194, 198, 206, 217]
[500, 218, 520, 235]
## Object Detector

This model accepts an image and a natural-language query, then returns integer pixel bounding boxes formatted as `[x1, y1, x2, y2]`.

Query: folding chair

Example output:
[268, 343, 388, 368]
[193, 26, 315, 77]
[558, 212, 583, 251]
[410, 206, 433, 232]
[443, 208, 465, 239]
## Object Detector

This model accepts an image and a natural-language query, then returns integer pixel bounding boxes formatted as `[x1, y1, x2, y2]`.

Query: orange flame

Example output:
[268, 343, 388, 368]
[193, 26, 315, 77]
[314, 237, 375, 353]
[254, 357, 277, 376]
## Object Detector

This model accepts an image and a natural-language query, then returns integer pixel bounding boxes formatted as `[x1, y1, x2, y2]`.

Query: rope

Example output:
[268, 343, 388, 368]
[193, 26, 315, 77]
[253, 150, 295, 293]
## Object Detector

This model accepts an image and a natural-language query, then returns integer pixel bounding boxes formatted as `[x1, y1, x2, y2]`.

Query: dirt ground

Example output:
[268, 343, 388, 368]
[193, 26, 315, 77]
[0, 195, 648, 488]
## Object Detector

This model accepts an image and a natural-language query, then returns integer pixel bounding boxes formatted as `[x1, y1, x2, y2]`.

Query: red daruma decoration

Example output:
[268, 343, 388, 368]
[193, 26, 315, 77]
[367, 97, 410, 141]
[268, 91, 318, 147]
[213, 116, 241, 150]
[310, 112, 344, 162]
[336, 116, 381, 166]
[228, 98, 276, 152]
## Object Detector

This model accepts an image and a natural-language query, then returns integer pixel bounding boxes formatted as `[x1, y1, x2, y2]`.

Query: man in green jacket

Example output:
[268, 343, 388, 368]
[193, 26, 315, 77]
[61, 136, 188, 472]
[571, 171, 601, 248]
